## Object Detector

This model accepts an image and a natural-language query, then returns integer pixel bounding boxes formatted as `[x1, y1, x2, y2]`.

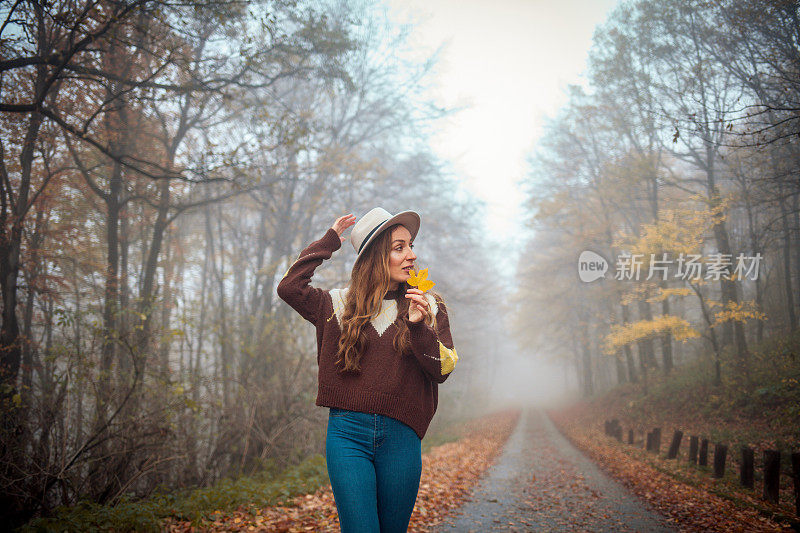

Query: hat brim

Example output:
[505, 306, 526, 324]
[356, 210, 420, 258]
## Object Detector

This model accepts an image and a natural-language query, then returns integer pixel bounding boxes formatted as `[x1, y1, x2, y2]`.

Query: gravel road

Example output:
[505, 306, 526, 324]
[432, 407, 676, 532]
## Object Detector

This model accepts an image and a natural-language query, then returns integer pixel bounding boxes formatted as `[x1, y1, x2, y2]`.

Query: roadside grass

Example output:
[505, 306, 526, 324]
[20, 454, 330, 533]
[422, 413, 469, 454]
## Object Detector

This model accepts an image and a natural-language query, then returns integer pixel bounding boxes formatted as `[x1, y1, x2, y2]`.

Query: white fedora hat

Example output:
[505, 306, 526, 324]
[351, 207, 420, 259]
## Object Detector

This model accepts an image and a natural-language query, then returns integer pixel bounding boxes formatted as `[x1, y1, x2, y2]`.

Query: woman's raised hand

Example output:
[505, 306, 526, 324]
[406, 288, 430, 323]
[331, 214, 357, 243]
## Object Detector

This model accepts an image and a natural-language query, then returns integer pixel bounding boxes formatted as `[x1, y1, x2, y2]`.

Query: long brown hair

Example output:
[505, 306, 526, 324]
[335, 224, 439, 373]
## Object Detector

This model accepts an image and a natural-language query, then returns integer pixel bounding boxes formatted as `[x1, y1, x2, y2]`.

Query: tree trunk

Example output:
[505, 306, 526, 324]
[158, 234, 174, 376]
[779, 189, 798, 331]
[620, 303, 637, 382]
[21, 209, 45, 402]
[118, 204, 131, 375]
[636, 299, 658, 369]
[744, 188, 764, 342]
[660, 297, 673, 373]
[793, 191, 800, 328]
[137, 178, 171, 358]
[705, 149, 749, 369]
[73, 263, 84, 449]
[580, 323, 593, 397]
[0, 110, 43, 398]
[95, 157, 122, 442]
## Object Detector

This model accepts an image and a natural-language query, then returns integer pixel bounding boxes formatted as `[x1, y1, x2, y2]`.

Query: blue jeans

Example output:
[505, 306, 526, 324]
[325, 407, 422, 533]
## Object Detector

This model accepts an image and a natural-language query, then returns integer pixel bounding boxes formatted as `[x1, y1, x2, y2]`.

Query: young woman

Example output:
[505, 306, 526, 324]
[276, 207, 458, 533]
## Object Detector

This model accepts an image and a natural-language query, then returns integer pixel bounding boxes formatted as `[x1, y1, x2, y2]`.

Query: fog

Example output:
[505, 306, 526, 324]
[3, 0, 799, 524]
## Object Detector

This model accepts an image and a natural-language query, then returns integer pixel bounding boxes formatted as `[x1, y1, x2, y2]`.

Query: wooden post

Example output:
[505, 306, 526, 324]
[653, 427, 661, 454]
[628, 429, 634, 445]
[699, 438, 709, 467]
[689, 436, 699, 464]
[763, 450, 780, 504]
[791, 452, 799, 516]
[667, 430, 683, 459]
[606, 419, 621, 439]
[714, 444, 728, 478]
[740, 446, 754, 489]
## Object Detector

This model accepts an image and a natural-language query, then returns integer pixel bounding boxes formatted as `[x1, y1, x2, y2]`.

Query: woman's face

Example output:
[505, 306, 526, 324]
[387, 225, 416, 289]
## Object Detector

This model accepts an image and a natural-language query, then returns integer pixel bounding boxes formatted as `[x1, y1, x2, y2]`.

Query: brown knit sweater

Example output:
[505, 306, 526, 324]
[276, 228, 458, 439]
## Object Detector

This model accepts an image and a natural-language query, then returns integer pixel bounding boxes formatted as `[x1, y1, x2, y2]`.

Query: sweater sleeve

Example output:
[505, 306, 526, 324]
[405, 296, 458, 384]
[276, 228, 342, 324]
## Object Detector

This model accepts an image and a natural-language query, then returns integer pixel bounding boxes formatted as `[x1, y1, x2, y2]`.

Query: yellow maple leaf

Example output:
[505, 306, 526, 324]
[407, 267, 436, 292]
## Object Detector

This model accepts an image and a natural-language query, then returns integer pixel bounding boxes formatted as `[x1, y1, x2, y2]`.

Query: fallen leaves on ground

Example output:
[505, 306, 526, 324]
[549, 404, 795, 532]
[164, 408, 520, 532]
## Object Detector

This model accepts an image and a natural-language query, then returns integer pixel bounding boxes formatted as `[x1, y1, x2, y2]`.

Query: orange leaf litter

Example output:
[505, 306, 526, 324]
[549, 404, 794, 532]
[164, 408, 521, 532]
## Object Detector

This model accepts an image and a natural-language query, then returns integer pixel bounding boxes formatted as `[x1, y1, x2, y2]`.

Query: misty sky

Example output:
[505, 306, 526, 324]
[386, 0, 619, 283]
[384, 0, 620, 403]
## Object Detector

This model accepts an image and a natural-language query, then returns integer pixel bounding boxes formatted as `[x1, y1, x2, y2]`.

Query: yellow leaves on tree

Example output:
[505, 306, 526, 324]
[646, 287, 692, 303]
[615, 198, 728, 257]
[621, 284, 651, 306]
[407, 268, 435, 292]
[603, 315, 700, 355]
[711, 300, 766, 328]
